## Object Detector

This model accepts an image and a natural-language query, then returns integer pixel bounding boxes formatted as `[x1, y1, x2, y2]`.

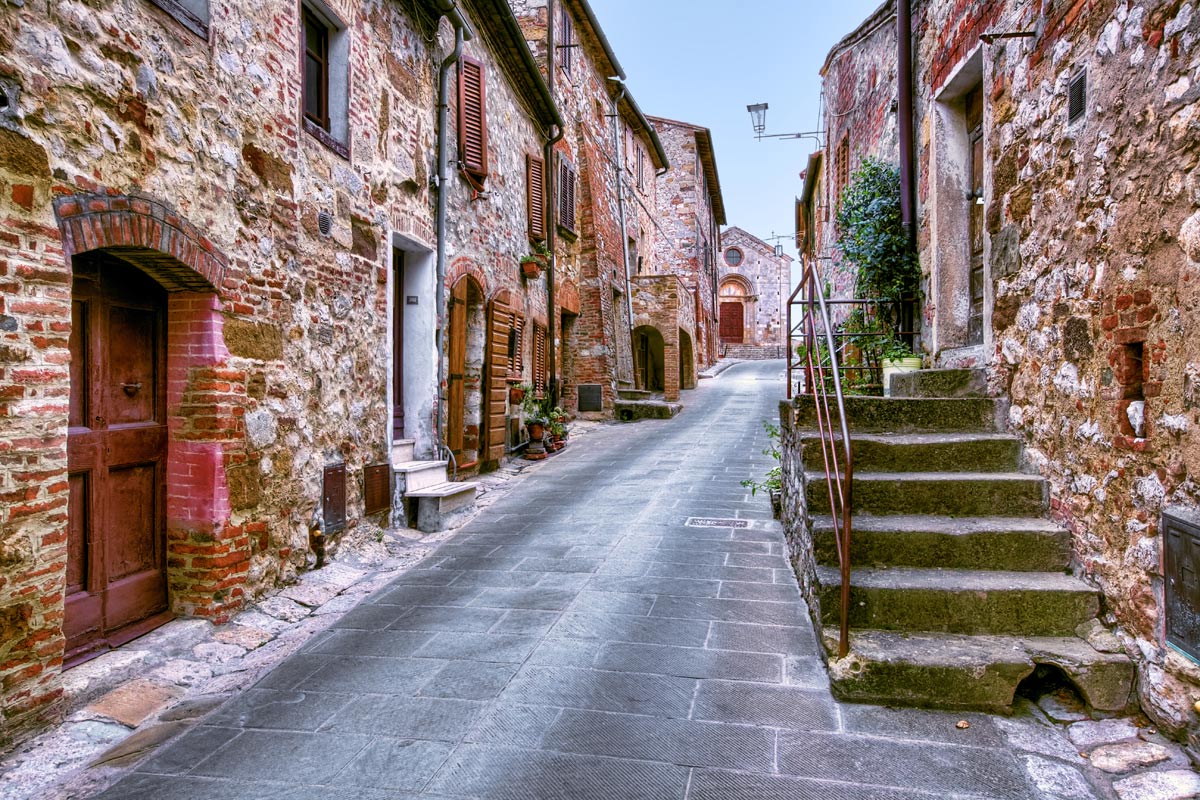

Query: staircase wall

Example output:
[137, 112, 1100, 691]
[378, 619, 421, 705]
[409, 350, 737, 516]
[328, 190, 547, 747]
[777, 400, 826, 644]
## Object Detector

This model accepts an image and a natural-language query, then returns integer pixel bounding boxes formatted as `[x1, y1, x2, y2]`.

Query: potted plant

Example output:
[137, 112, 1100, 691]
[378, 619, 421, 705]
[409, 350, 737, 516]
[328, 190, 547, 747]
[548, 418, 567, 451]
[521, 391, 550, 458]
[509, 382, 531, 405]
[880, 337, 923, 397]
[519, 243, 550, 280]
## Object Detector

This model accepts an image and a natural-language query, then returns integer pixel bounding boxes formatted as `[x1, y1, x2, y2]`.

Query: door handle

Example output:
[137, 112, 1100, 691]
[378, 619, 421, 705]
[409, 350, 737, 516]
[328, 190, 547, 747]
[121, 382, 142, 396]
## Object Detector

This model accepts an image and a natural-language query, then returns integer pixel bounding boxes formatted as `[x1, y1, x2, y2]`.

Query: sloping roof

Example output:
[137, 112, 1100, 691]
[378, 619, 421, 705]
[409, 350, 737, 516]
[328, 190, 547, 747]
[820, 0, 894, 76]
[563, 0, 626, 81]
[619, 91, 669, 171]
[722, 226, 793, 261]
[647, 116, 726, 226]
[460, 0, 562, 130]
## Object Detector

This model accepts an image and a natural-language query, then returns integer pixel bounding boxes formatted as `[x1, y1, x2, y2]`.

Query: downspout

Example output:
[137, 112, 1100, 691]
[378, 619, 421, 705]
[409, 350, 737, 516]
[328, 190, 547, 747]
[609, 80, 636, 387]
[545, 0, 563, 408]
[897, 0, 916, 246]
[434, 3, 472, 457]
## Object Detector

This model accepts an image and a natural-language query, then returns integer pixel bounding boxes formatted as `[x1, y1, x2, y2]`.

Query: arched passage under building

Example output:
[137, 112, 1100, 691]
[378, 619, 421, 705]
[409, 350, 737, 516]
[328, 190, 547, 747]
[634, 325, 666, 394]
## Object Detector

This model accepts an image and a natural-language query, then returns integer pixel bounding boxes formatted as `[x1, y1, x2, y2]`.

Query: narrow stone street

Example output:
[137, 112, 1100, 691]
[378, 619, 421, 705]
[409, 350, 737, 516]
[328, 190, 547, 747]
[67, 360, 1152, 800]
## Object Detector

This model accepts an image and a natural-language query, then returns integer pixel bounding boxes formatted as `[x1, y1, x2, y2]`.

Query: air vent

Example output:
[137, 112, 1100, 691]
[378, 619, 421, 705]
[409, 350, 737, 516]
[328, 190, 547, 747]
[1067, 69, 1087, 125]
[318, 210, 334, 237]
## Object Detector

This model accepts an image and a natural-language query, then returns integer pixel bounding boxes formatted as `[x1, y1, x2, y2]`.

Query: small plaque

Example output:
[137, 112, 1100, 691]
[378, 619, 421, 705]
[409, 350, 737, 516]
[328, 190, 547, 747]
[686, 517, 750, 529]
[406, 296, 419, 305]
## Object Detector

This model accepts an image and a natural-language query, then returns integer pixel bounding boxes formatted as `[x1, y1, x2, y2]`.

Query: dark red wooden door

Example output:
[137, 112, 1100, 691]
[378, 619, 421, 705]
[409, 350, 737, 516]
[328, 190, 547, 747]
[719, 302, 744, 343]
[66, 255, 169, 663]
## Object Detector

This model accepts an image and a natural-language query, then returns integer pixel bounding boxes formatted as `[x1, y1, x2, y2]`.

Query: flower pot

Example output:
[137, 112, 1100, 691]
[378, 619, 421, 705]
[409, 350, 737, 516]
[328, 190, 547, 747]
[509, 387, 525, 404]
[527, 421, 545, 440]
[520, 258, 544, 279]
[881, 356, 923, 397]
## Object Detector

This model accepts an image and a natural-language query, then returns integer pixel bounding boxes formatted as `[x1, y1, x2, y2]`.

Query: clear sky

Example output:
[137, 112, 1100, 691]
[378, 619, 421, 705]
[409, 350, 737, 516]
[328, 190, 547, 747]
[592, 0, 884, 264]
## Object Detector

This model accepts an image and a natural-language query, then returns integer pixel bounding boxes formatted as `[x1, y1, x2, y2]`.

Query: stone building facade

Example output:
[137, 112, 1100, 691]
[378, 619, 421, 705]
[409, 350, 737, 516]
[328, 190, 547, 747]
[650, 116, 727, 370]
[803, 0, 1200, 740]
[717, 226, 791, 358]
[0, 0, 560, 745]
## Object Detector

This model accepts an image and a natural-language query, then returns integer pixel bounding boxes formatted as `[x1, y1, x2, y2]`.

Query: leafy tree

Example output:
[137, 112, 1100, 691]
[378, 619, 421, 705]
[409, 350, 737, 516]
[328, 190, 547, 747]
[835, 158, 919, 302]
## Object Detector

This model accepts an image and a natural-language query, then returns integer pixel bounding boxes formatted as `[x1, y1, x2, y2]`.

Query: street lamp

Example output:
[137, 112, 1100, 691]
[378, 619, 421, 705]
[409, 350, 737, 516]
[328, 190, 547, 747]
[746, 102, 823, 147]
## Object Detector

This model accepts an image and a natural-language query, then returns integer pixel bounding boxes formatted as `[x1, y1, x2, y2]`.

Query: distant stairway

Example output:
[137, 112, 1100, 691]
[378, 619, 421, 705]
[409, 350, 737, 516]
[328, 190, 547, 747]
[795, 370, 1134, 713]
[391, 439, 477, 533]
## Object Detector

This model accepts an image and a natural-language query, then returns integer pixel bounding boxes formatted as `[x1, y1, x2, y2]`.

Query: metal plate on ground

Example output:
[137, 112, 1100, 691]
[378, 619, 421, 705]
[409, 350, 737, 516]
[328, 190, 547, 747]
[686, 517, 750, 529]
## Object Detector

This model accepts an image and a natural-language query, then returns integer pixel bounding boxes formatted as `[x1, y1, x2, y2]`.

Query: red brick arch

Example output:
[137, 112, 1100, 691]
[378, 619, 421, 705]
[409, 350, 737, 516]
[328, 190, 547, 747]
[445, 257, 490, 301]
[53, 192, 228, 293]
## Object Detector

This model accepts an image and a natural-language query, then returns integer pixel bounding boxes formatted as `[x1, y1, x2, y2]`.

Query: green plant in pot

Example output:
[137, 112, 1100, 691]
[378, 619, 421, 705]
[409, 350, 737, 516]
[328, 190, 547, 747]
[520, 391, 550, 454]
[519, 242, 550, 280]
[879, 336, 923, 397]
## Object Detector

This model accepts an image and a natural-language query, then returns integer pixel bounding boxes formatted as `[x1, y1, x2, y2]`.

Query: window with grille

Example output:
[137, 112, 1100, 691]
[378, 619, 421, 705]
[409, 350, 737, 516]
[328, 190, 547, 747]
[558, 6, 576, 76]
[637, 146, 646, 190]
[558, 158, 577, 236]
[533, 324, 548, 396]
[1068, 69, 1087, 125]
[834, 134, 850, 211]
[458, 57, 489, 183]
[527, 155, 546, 241]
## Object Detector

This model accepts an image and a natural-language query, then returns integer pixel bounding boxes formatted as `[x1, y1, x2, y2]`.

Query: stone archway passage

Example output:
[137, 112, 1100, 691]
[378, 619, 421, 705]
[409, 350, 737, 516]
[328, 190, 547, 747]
[633, 325, 666, 393]
[66, 253, 171, 663]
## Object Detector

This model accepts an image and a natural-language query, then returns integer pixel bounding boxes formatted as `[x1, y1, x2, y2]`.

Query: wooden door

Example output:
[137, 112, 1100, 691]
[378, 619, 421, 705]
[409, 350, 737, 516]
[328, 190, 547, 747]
[720, 302, 743, 343]
[392, 249, 404, 439]
[67, 255, 169, 663]
[447, 279, 468, 457]
[483, 293, 512, 465]
[967, 85, 985, 345]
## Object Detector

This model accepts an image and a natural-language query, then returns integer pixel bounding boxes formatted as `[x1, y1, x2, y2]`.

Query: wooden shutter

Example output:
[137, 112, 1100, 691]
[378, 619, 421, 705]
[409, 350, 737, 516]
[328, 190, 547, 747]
[508, 314, 525, 378]
[447, 280, 468, 455]
[457, 57, 488, 181]
[533, 323, 548, 396]
[484, 294, 512, 464]
[527, 155, 546, 241]
[558, 6, 574, 74]
[559, 158, 576, 235]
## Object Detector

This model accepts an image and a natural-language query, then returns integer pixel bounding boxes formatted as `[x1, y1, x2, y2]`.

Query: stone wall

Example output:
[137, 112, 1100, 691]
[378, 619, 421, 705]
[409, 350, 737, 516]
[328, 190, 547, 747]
[0, 0, 555, 746]
[631, 273, 697, 400]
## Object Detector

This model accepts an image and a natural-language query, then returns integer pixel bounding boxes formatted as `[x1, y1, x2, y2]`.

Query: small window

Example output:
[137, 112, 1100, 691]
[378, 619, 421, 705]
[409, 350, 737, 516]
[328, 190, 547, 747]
[533, 324, 548, 396]
[507, 315, 525, 378]
[724, 247, 744, 268]
[527, 155, 546, 241]
[146, 0, 209, 37]
[558, 7, 576, 76]
[301, 1, 349, 157]
[1068, 69, 1087, 125]
[636, 146, 646, 190]
[558, 157, 577, 237]
[458, 57, 489, 183]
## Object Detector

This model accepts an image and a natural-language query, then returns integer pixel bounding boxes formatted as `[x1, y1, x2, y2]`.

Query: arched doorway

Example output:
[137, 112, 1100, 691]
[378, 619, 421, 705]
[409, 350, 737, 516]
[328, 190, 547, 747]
[633, 325, 665, 392]
[679, 328, 696, 390]
[447, 275, 485, 465]
[67, 252, 170, 660]
[719, 276, 754, 345]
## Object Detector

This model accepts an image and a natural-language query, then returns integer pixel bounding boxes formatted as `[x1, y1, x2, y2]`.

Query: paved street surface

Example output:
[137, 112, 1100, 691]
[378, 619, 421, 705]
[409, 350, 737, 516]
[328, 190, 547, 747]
[95, 361, 1066, 799]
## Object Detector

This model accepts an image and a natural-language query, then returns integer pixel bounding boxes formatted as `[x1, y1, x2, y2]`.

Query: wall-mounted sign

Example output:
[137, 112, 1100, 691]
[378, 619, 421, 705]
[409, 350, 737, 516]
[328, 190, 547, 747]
[406, 296, 419, 305]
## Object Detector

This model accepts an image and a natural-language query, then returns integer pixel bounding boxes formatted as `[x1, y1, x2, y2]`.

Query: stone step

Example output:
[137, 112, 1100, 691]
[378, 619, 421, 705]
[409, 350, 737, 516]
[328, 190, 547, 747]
[395, 460, 449, 493]
[815, 566, 1100, 636]
[805, 471, 1046, 517]
[800, 432, 1022, 473]
[391, 438, 416, 464]
[617, 389, 653, 400]
[812, 515, 1071, 571]
[406, 481, 477, 533]
[821, 628, 1135, 713]
[889, 369, 989, 399]
[615, 399, 681, 421]
[793, 395, 1003, 433]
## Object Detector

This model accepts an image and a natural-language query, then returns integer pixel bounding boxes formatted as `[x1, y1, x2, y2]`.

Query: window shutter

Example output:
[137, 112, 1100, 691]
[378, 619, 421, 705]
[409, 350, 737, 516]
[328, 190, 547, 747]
[508, 314, 525, 378]
[558, 7, 574, 74]
[533, 324, 548, 396]
[527, 155, 546, 241]
[559, 159, 576, 234]
[457, 57, 489, 180]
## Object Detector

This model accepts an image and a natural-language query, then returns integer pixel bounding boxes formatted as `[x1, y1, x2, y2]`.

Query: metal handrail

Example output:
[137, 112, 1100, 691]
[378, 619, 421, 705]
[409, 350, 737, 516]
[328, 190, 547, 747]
[786, 261, 855, 659]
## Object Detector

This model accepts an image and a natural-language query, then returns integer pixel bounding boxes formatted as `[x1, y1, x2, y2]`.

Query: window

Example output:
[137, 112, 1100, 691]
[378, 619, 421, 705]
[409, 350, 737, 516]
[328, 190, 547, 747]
[724, 247, 744, 268]
[458, 56, 489, 184]
[558, 6, 576, 76]
[527, 155, 546, 241]
[558, 157, 577, 236]
[636, 145, 646, 191]
[834, 133, 850, 211]
[1068, 69, 1087, 125]
[533, 324, 548, 396]
[507, 315, 525, 378]
[301, 1, 349, 157]
[146, 0, 209, 37]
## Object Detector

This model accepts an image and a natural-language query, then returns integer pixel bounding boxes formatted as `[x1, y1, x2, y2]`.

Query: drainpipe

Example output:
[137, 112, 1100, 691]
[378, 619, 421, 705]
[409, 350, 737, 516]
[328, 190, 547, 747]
[545, 0, 563, 408]
[609, 79, 635, 386]
[897, 0, 916, 246]
[433, 3, 473, 456]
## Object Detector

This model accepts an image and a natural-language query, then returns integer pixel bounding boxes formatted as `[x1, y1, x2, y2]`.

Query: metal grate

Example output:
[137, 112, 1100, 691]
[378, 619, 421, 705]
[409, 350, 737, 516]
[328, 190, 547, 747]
[1068, 69, 1087, 124]
[578, 384, 602, 412]
[686, 518, 750, 529]
[1165, 508, 1200, 662]
[323, 463, 346, 533]
[318, 210, 334, 236]
[363, 463, 391, 516]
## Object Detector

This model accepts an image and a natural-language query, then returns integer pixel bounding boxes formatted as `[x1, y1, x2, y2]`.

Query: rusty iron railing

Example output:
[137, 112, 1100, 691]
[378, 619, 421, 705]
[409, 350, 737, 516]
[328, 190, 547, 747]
[786, 260, 855, 659]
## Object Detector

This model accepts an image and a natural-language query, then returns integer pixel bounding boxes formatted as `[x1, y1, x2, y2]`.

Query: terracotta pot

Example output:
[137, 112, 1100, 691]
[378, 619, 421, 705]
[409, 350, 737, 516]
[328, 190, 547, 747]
[527, 421, 545, 440]
[509, 387, 525, 404]
[520, 260, 542, 279]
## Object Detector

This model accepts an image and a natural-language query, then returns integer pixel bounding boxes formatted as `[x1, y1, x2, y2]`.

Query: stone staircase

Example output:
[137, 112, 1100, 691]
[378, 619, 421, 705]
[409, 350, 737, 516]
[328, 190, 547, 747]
[721, 343, 786, 360]
[794, 370, 1134, 713]
[615, 388, 681, 421]
[391, 439, 477, 533]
